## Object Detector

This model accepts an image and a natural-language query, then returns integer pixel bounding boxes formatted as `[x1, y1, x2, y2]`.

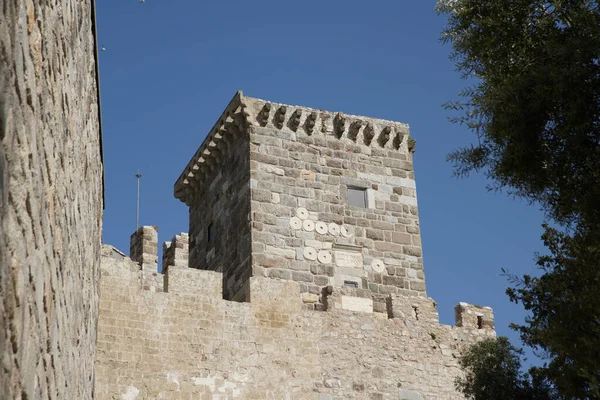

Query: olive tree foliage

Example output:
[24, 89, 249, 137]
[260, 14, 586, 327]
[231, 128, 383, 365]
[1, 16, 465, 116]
[437, 0, 600, 397]
[455, 337, 556, 400]
[506, 225, 600, 399]
[436, 0, 600, 227]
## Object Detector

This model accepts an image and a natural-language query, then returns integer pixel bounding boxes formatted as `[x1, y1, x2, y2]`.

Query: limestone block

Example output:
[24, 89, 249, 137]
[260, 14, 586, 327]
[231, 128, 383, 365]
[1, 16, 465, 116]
[399, 389, 422, 400]
[302, 293, 319, 303]
[340, 296, 373, 313]
[248, 276, 301, 314]
[166, 266, 222, 297]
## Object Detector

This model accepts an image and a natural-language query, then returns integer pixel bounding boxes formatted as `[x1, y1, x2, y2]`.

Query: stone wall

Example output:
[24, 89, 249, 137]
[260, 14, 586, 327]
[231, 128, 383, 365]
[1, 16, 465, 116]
[0, 1, 102, 398]
[188, 131, 252, 301]
[247, 113, 424, 313]
[131, 225, 164, 292]
[95, 247, 495, 399]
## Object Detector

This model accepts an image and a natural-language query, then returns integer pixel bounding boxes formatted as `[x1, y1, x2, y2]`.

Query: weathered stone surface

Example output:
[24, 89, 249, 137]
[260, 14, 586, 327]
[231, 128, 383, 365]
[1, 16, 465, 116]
[187, 132, 252, 301]
[116, 93, 496, 398]
[174, 93, 428, 309]
[340, 295, 374, 313]
[0, 1, 103, 398]
[95, 254, 496, 399]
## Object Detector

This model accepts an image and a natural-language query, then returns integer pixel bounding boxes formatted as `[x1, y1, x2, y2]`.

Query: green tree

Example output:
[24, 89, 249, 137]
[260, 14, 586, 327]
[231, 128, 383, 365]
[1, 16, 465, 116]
[506, 226, 600, 399]
[436, 0, 600, 227]
[455, 337, 555, 400]
[437, 0, 600, 397]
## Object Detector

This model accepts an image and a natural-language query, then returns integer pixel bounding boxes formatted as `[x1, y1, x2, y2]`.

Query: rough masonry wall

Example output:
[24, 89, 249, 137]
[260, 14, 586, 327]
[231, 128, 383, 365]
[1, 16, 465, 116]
[0, 1, 102, 398]
[248, 119, 424, 313]
[95, 250, 495, 400]
[188, 134, 252, 301]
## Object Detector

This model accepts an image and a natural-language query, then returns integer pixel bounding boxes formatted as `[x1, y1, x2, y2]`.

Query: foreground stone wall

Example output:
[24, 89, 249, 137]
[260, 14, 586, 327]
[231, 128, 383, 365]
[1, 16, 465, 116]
[0, 1, 102, 398]
[95, 246, 495, 399]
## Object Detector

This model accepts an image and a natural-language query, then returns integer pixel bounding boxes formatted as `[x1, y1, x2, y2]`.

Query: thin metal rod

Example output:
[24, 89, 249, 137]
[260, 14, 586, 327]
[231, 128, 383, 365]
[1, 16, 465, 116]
[135, 171, 142, 230]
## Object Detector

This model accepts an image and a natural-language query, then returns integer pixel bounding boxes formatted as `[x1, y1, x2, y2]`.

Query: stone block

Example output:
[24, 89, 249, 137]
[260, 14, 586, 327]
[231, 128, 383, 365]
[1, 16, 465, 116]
[399, 389, 422, 400]
[340, 296, 373, 313]
[166, 267, 221, 297]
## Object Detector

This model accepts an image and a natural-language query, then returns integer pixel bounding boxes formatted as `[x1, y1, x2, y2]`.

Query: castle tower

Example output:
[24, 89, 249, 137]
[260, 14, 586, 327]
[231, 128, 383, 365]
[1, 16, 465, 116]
[175, 91, 424, 309]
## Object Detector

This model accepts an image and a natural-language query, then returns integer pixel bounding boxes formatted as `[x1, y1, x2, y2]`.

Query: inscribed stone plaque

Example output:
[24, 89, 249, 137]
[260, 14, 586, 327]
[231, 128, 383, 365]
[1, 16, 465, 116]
[334, 250, 363, 268]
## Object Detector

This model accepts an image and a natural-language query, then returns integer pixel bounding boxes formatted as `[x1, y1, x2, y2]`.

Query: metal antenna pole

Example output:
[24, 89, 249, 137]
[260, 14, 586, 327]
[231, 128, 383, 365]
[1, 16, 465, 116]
[135, 171, 142, 231]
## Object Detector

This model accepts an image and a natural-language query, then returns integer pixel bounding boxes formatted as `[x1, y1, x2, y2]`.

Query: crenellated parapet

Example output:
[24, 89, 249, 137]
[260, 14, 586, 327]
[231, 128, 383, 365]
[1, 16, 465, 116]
[97, 235, 496, 399]
[244, 97, 411, 151]
[455, 302, 495, 331]
[162, 232, 189, 270]
[174, 91, 415, 205]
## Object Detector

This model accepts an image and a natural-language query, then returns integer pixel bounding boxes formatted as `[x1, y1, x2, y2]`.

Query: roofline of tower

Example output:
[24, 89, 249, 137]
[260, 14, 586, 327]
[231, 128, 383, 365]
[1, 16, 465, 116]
[174, 91, 417, 205]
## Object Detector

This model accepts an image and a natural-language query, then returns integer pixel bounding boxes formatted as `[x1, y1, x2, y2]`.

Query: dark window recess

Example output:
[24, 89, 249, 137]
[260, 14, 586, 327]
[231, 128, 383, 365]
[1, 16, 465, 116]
[347, 187, 367, 208]
[207, 223, 214, 243]
[477, 315, 483, 329]
[344, 280, 358, 288]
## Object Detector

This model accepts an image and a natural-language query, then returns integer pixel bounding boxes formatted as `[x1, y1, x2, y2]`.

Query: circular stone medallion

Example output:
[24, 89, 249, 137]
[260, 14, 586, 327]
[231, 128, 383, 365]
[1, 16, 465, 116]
[289, 217, 302, 230]
[371, 259, 385, 273]
[302, 219, 315, 232]
[317, 250, 332, 264]
[315, 221, 328, 235]
[340, 225, 354, 237]
[296, 207, 309, 220]
[328, 223, 340, 236]
[303, 247, 317, 261]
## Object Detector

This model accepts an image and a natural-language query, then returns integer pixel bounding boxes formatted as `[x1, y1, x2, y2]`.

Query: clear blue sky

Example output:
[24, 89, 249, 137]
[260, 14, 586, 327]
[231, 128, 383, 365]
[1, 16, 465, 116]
[97, 0, 546, 356]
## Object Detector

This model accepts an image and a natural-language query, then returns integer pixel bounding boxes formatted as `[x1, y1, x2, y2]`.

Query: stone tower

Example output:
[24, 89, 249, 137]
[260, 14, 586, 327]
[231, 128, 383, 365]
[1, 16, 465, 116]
[175, 91, 425, 311]
[94, 91, 496, 399]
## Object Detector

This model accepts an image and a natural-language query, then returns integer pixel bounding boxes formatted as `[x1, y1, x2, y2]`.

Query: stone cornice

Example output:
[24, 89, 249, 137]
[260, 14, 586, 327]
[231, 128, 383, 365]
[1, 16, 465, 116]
[174, 91, 415, 205]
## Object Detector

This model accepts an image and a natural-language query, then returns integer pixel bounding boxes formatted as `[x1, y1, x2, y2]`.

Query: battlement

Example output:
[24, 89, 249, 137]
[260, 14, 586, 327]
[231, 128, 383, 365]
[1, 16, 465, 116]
[101, 242, 495, 328]
[96, 243, 495, 399]
[102, 242, 494, 329]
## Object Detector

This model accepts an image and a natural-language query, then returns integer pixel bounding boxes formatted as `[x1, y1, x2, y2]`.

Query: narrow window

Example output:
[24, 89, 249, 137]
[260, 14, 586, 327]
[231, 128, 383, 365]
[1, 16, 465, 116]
[347, 187, 367, 208]
[477, 316, 483, 329]
[412, 306, 419, 320]
[344, 280, 358, 288]
[207, 223, 214, 243]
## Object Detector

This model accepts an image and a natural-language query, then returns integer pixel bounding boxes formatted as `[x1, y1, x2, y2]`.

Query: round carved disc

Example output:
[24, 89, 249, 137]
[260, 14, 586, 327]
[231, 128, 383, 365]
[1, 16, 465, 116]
[303, 247, 317, 261]
[290, 217, 302, 230]
[340, 225, 354, 237]
[302, 219, 315, 232]
[328, 223, 340, 236]
[296, 207, 309, 220]
[371, 259, 385, 273]
[317, 250, 332, 264]
[315, 221, 328, 234]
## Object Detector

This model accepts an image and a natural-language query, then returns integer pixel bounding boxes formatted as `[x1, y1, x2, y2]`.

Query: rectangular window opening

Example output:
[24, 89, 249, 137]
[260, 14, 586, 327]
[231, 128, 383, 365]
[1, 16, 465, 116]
[207, 223, 214, 243]
[344, 280, 358, 288]
[347, 187, 367, 208]
[477, 315, 483, 329]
